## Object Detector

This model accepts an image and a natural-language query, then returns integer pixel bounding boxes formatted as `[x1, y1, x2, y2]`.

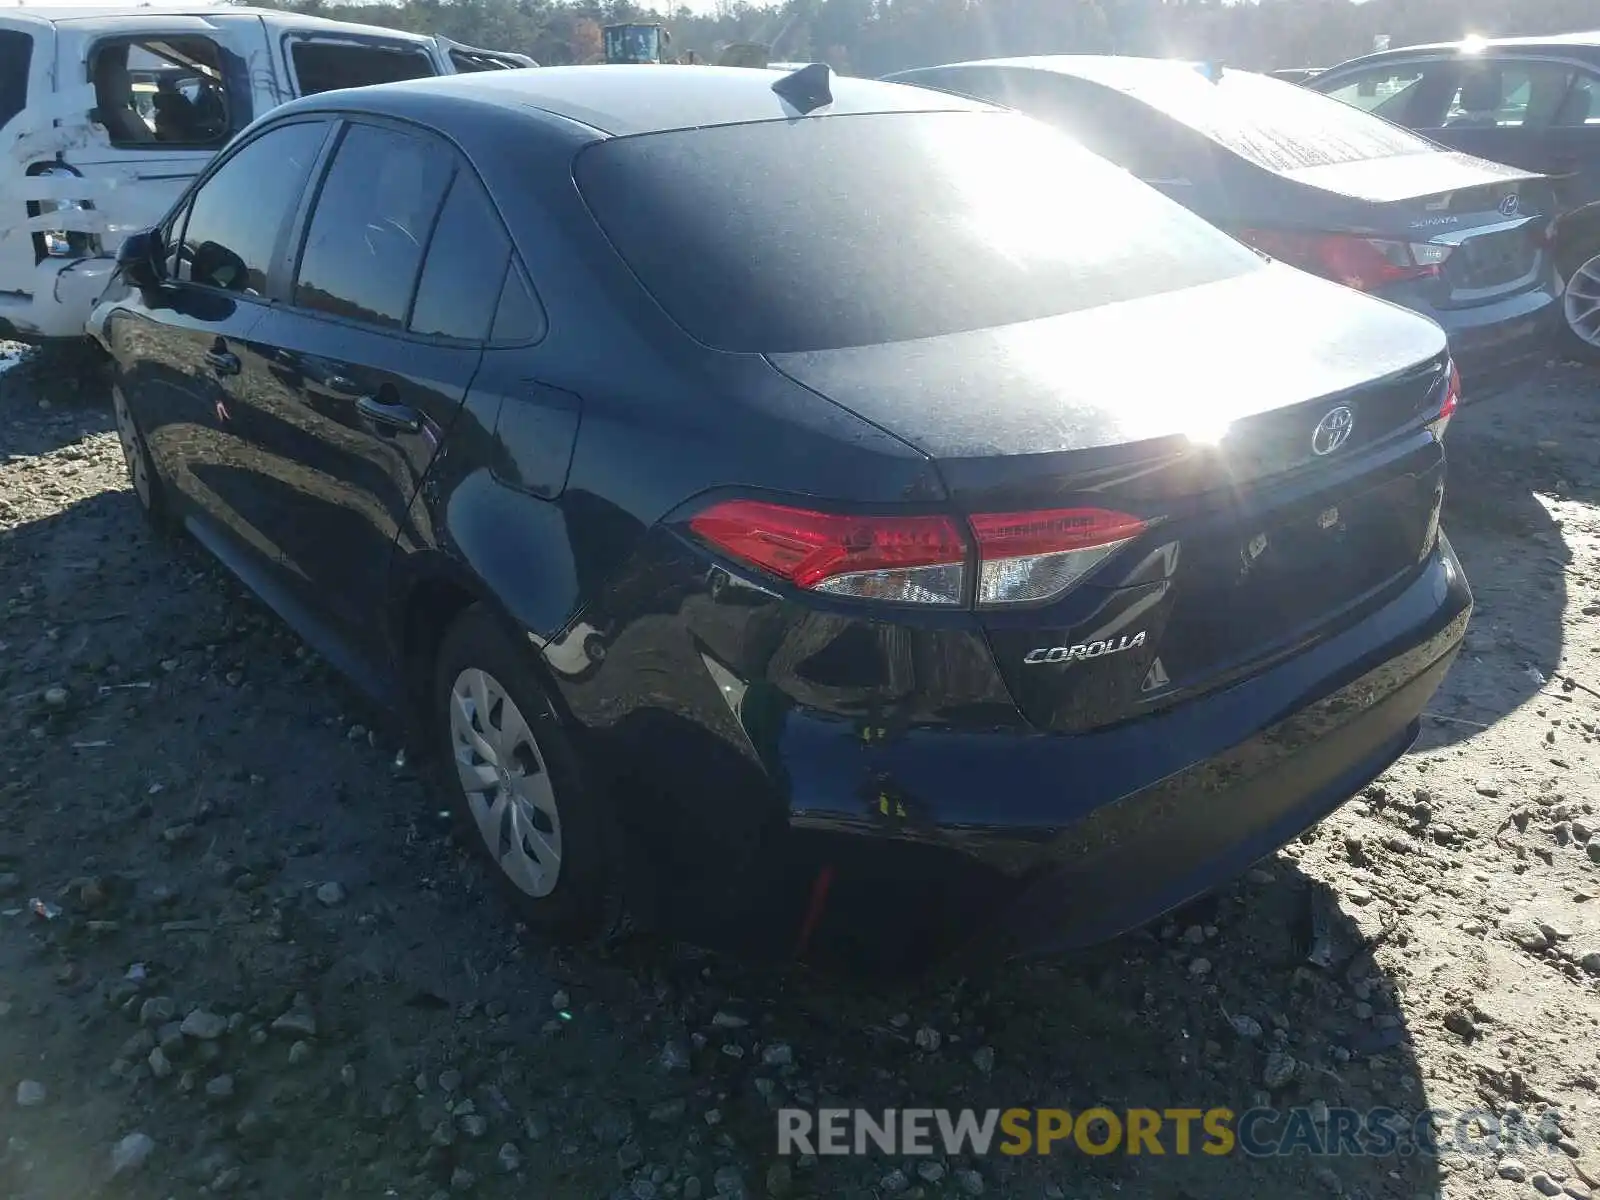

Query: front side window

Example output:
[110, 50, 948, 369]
[1322, 65, 1428, 121]
[90, 35, 235, 149]
[293, 122, 453, 329]
[176, 120, 328, 294]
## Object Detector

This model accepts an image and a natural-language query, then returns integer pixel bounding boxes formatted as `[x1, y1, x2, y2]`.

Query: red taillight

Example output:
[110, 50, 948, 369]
[1427, 359, 1460, 440]
[1240, 229, 1453, 291]
[688, 500, 969, 604]
[969, 508, 1147, 606]
[688, 500, 1147, 607]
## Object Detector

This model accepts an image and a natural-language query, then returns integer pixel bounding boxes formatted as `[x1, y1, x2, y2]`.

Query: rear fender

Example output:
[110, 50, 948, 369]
[1554, 200, 1600, 271]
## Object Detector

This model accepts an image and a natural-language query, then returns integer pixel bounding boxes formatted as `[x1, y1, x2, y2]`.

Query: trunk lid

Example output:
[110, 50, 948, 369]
[768, 265, 1452, 733]
[1279, 151, 1555, 309]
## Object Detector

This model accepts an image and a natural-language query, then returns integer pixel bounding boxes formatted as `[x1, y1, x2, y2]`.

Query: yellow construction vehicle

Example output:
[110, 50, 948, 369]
[602, 23, 668, 64]
[601, 23, 771, 68]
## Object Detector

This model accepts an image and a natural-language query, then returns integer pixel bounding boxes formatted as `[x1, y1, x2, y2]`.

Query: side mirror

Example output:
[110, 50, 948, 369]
[116, 228, 163, 290]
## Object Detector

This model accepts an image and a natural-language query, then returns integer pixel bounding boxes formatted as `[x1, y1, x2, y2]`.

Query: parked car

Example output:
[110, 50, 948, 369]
[0, 4, 526, 343]
[883, 55, 1562, 397]
[1309, 34, 1600, 362]
[91, 65, 1470, 967]
[1270, 67, 1325, 84]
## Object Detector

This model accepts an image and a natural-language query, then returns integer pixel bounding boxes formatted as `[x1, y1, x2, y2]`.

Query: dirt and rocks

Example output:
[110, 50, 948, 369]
[1, 343, 1600, 1200]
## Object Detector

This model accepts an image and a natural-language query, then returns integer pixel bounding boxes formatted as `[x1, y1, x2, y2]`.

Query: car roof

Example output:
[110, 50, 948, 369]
[896, 54, 1226, 91]
[0, 4, 438, 43]
[892, 55, 1300, 118]
[282, 64, 1003, 137]
[1323, 31, 1600, 67]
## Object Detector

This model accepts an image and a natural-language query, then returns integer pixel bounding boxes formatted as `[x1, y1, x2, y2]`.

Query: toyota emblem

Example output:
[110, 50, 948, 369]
[1499, 193, 1520, 216]
[1311, 406, 1355, 456]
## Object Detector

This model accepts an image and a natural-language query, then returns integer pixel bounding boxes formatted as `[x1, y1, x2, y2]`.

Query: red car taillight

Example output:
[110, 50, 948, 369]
[1240, 229, 1453, 291]
[688, 500, 969, 604]
[688, 500, 1146, 607]
[1427, 359, 1461, 441]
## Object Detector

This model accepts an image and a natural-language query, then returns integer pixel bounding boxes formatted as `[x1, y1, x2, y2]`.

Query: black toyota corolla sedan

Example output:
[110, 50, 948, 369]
[90, 64, 1471, 969]
[884, 56, 1563, 398]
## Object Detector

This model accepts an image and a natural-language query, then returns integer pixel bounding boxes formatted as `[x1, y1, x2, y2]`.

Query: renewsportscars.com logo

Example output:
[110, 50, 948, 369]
[777, 1106, 1574, 1160]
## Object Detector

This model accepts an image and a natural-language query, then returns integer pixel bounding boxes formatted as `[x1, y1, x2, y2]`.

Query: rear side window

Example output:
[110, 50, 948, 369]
[0, 31, 30, 130]
[409, 168, 511, 342]
[295, 122, 453, 329]
[1145, 69, 1440, 169]
[289, 40, 437, 96]
[575, 111, 1261, 354]
[491, 267, 544, 344]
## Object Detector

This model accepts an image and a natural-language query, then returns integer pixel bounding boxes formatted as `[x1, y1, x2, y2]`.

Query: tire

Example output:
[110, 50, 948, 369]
[111, 382, 174, 534]
[433, 603, 622, 941]
[1557, 235, 1600, 366]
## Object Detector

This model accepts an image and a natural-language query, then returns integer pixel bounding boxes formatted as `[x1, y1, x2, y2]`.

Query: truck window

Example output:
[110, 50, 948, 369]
[0, 30, 31, 130]
[289, 40, 437, 95]
[449, 48, 526, 72]
[90, 36, 234, 149]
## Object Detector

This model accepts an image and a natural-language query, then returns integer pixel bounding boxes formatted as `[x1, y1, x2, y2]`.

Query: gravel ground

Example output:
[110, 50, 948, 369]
[2, 346, 1600, 1200]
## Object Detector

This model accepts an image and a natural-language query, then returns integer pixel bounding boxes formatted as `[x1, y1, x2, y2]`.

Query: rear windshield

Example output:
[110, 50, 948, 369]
[574, 110, 1263, 354]
[1123, 67, 1440, 171]
[0, 30, 32, 130]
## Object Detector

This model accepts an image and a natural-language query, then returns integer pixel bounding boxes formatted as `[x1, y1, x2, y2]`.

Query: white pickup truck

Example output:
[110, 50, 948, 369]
[0, 4, 531, 342]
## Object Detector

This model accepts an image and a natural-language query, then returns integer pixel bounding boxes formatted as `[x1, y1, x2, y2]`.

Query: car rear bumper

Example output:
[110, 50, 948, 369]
[768, 534, 1471, 965]
[1432, 279, 1560, 401]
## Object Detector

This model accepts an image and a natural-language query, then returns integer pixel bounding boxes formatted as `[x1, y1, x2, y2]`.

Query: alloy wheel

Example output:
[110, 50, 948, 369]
[1564, 250, 1600, 351]
[448, 667, 564, 898]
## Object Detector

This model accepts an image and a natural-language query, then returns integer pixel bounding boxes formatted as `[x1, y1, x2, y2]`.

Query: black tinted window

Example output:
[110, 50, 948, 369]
[0, 31, 31, 129]
[295, 123, 452, 329]
[180, 120, 327, 294]
[290, 41, 436, 96]
[575, 111, 1260, 353]
[409, 168, 509, 342]
[491, 266, 544, 345]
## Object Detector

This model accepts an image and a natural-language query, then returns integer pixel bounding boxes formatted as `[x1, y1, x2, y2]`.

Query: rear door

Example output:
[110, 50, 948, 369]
[51, 15, 262, 244]
[228, 118, 494, 663]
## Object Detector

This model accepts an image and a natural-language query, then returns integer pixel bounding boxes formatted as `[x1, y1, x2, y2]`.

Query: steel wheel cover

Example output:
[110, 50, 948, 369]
[449, 667, 564, 898]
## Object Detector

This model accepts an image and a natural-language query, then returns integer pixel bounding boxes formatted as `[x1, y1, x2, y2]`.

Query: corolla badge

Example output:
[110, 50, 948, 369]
[1499, 192, 1520, 216]
[1311, 406, 1355, 457]
[1023, 631, 1147, 665]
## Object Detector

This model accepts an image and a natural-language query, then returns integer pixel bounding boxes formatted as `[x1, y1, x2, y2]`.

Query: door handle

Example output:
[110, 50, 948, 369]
[355, 395, 423, 433]
[204, 347, 240, 376]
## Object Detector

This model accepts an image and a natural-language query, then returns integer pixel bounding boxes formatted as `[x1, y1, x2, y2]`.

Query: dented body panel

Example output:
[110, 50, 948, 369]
[0, 4, 520, 341]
